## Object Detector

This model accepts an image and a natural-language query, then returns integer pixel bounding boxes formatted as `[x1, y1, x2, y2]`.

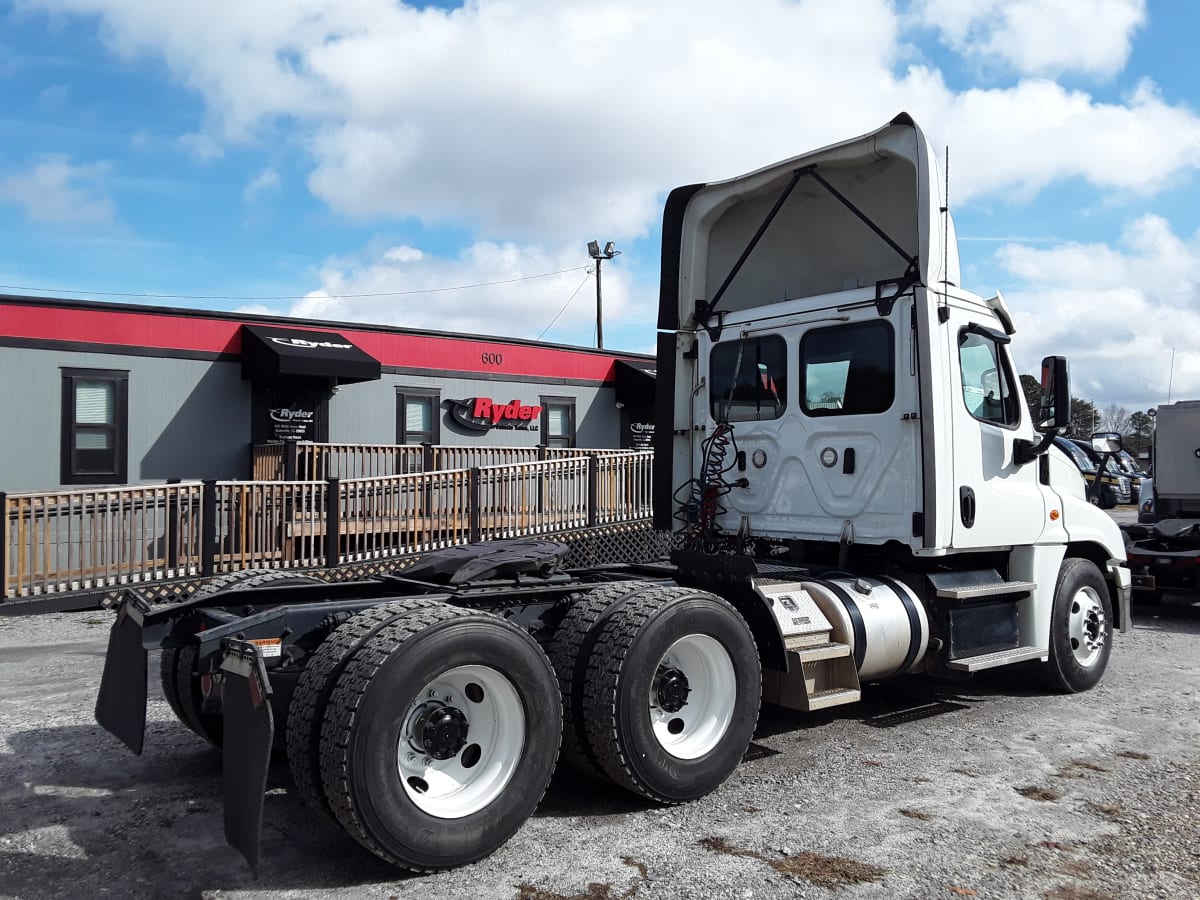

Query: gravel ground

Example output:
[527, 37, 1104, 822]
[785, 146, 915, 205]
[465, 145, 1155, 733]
[1, 576, 1197, 899]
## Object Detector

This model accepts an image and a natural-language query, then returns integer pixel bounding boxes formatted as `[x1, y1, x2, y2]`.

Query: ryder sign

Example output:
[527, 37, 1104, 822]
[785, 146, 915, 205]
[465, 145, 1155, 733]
[448, 398, 542, 432]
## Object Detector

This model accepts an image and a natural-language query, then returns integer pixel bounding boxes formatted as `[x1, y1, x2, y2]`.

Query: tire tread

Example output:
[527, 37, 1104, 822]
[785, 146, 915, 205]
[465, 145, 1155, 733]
[579, 589, 759, 803]
[545, 581, 664, 776]
[317, 605, 475, 870]
[285, 599, 446, 819]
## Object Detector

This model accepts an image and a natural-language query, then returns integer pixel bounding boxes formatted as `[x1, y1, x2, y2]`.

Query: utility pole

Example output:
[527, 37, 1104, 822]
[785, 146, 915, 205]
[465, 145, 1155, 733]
[587, 240, 620, 349]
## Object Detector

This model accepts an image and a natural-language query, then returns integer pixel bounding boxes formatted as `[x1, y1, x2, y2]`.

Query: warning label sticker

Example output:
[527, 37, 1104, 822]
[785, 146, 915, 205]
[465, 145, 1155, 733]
[247, 638, 283, 658]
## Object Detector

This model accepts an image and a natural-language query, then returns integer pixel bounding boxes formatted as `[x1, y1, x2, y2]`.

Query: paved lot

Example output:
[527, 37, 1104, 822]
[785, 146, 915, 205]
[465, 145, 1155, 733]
[1, 516, 1197, 900]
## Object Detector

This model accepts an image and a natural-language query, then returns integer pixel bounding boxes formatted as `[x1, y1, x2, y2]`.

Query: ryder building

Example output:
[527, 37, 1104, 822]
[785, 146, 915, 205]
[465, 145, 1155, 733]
[0, 294, 656, 493]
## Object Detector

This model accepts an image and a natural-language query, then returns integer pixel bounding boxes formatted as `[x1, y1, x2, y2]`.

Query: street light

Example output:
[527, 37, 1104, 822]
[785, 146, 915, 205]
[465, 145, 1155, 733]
[587, 240, 620, 349]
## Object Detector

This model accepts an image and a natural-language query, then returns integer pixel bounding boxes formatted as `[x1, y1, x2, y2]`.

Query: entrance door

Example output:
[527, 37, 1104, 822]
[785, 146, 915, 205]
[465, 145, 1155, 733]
[251, 381, 330, 446]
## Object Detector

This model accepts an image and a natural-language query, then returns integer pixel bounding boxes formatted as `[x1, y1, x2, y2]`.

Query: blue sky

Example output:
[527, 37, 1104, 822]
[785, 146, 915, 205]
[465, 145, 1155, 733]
[1, 0, 1198, 412]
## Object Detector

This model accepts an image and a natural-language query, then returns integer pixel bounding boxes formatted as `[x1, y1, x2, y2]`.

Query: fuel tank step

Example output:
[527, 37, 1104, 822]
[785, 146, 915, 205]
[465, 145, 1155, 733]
[946, 645, 1046, 672]
[785, 640, 852, 661]
[805, 687, 862, 710]
[934, 580, 1037, 600]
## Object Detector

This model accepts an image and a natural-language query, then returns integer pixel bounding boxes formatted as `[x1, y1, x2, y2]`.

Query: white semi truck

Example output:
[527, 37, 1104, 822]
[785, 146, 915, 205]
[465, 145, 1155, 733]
[95, 113, 1131, 874]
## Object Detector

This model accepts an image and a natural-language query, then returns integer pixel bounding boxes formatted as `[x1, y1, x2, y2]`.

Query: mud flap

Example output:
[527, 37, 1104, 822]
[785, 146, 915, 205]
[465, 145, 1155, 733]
[94, 602, 148, 754]
[220, 639, 275, 877]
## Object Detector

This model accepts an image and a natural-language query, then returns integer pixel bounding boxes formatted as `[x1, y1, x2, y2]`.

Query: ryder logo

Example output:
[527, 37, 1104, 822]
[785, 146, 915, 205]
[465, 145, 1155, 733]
[447, 398, 542, 432]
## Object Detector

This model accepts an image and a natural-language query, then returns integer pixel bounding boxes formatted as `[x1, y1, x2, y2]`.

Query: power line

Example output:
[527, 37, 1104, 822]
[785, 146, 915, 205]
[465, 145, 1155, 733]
[537, 270, 593, 341]
[0, 265, 590, 302]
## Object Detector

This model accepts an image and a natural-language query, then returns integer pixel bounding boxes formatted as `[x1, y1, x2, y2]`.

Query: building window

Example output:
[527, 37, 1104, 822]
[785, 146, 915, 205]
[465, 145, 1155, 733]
[61, 368, 128, 485]
[396, 389, 441, 444]
[800, 321, 894, 417]
[958, 328, 1019, 427]
[709, 336, 787, 422]
[541, 397, 576, 448]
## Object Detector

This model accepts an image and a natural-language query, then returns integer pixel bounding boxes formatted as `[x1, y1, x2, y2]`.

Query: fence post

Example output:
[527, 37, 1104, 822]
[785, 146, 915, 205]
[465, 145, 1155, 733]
[201, 480, 217, 577]
[587, 455, 599, 527]
[422, 442, 435, 473]
[325, 478, 341, 568]
[536, 444, 546, 514]
[468, 468, 481, 543]
[283, 441, 298, 481]
[0, 491, 8, 600]
[166, 480, 180, 571]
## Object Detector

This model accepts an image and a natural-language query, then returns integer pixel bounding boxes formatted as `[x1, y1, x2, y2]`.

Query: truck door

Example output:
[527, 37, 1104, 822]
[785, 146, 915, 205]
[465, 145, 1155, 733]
[947, 303, 1048, 548]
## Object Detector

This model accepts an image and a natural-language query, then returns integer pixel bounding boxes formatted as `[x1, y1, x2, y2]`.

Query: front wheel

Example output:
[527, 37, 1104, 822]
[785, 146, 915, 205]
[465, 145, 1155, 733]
[579, 589, 760, 803]
[1041, 558, 1113, 693]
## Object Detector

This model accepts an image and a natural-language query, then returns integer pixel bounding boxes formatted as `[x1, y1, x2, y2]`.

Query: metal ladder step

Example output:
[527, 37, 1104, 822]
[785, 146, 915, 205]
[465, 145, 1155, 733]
[788, 640, 852, 662]
[947, 645, 1046, 673]
[935, 580, 1037, 600]
[805, 687, 862, 710]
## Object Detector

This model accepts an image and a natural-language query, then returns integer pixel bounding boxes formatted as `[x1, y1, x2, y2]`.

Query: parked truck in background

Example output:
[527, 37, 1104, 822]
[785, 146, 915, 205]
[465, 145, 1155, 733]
[1126, 400, 1200, 598]
[94, 114, 1132, 875]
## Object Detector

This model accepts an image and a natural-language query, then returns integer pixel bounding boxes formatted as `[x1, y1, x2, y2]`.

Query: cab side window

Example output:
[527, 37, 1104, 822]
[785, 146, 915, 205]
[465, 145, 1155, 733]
[958, 330, 1018, 427]
[800, 321, 894, 417]
[709, 336, 787, 422]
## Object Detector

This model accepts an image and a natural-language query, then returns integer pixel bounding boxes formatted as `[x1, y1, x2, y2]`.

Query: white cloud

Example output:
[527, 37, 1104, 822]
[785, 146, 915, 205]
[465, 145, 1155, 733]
[279, 239, 636, 348]
[995, 215, 1200, 409]
[911, 0, 1146, 79]
[0, 154, 114, 225]
[922, 78, 1200, 206]
[242, 167, 280, 203]
[21, 0, 1199, 248]
[16, 0, 1200, 379]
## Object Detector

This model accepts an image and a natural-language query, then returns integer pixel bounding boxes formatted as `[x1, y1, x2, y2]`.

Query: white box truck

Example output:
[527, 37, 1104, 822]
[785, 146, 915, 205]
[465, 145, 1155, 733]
[1127, 400, 1200, 596]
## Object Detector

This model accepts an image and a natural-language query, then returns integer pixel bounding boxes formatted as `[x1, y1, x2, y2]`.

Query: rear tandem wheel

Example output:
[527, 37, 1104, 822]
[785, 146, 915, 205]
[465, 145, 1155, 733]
[317, 604, 562, 871]
[159, 570, 326, 745]
[578, 587, 761, 803]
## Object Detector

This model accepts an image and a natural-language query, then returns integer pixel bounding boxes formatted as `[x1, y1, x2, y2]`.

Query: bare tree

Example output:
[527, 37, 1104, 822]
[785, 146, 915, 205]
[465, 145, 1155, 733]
[1099, 403, 1130, 434]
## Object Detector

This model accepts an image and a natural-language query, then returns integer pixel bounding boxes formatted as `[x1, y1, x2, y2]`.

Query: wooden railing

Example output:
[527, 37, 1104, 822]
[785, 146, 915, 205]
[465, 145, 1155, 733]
[250, 442, 605, 482]
[2, 483, 204, 597]
[475, 457, 590, 540]
[2, 451, 654, 599]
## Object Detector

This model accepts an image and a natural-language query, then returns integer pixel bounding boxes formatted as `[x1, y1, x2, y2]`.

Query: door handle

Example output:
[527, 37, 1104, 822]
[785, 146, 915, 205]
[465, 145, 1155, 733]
[959, 486, 976, 528]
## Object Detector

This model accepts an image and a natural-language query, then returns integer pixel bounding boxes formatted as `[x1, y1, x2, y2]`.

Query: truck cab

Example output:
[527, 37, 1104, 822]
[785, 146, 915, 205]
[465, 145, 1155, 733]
[654, 113, 1130, 688]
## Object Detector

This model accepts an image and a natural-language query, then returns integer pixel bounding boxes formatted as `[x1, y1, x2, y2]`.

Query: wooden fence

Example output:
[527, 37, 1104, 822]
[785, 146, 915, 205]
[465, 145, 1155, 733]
[249, 442, 605, 482]
[1, 483, 205, 598]
[2, 451, 653, 599]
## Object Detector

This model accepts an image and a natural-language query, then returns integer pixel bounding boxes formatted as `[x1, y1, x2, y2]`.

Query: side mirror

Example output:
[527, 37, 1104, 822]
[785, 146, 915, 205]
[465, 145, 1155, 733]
[1091, 431, 1122, 454]
[1014, 355, 1070, 465]
[1037, 356, 1070, 430]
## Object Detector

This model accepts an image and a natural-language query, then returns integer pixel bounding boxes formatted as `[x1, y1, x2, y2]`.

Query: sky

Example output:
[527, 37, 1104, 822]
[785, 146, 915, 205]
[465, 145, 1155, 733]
[1, 0, 1198, 413]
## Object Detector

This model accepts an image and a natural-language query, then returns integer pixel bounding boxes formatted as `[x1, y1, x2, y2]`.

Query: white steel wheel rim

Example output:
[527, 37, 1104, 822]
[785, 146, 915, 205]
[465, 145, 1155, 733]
[648, 634, 736, 760]
[1068, 586, 1107, 668]
[396, 664, 525, 818]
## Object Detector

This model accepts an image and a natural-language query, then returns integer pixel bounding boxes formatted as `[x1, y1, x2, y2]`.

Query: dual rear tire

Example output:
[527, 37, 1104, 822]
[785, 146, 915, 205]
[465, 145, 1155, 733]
[289, 604, 562, 871]
[287, 583, 760, 870]
[159, 570, 326, 745]
[549, 583, 761, 803]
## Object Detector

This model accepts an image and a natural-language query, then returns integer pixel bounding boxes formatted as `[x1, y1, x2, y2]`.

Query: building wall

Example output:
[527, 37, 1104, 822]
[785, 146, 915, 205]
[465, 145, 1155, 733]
[1, 347, 251, 492]
[2, 350, 623, 493]
[331, 372, 619, 448]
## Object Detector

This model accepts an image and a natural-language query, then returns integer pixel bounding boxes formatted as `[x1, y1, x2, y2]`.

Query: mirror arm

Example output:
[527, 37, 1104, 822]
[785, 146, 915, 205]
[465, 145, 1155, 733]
[1014, 427, 1062, 466]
